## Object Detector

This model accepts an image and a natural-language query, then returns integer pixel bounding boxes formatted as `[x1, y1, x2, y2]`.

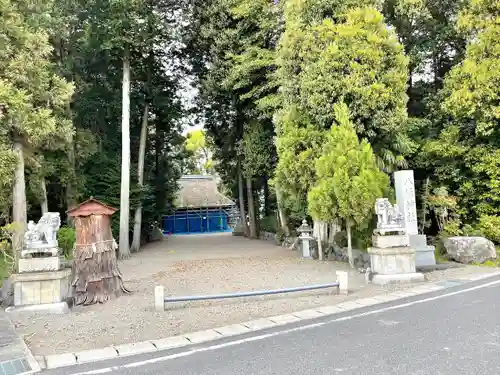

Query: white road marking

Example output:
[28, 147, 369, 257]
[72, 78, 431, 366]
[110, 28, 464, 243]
[377, 319, 400, 327]
[68, 278, 500, 375]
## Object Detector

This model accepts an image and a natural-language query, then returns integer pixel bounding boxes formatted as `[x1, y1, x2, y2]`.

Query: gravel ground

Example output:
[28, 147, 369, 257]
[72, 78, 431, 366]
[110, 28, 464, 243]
[7, 233, 500, 356]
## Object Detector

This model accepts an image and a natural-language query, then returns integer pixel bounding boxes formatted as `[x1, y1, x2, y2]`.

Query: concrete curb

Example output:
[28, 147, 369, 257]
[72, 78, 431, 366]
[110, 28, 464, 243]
[41, 271, 500, 371]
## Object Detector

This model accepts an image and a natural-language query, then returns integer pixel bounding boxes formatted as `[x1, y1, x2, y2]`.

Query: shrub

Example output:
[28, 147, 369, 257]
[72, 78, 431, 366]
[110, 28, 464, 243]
[260, 215, 279, 234]
[477, 215, 500, 244]
[441, 219, 462, 237]
[58, 226, 76, 259]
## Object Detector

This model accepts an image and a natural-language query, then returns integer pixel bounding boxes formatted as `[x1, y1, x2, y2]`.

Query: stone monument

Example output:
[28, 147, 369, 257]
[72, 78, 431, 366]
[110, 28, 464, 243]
[394, 170, 436, 267]
[9, 212, 71, 311]
[368, 196, 424, 285]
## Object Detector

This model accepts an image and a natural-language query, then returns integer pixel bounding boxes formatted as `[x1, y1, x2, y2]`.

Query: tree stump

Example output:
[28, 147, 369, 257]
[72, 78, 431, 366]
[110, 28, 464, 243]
[68, 198, 129, 305]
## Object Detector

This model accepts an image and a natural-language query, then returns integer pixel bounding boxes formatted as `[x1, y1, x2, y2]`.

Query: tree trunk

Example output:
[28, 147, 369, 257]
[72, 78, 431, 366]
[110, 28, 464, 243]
[275, 184, 290, 236]
[119, 52, 131, 259]
[237, 165, 248, 236]
[40, 178, 48, 214]
[12, 140, 27, 269]
[66, 130, 77, 226]
[328, 219, 341, 245]
[263, 177, 270, 217]
[346, 219, 354, 268]
[131, 103, 149, 253]
[72, 214, 130, 305]
[246, 177, 257, 238]
[312, 220, 326, 261]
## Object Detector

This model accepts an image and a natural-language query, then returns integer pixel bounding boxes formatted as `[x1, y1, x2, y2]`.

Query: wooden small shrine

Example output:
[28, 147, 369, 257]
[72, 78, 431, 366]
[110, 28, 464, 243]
[67, 197, 129, 305]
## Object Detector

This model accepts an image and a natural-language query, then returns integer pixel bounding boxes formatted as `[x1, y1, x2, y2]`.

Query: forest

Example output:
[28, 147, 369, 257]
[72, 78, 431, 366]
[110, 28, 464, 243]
[0, 0, 499, 279]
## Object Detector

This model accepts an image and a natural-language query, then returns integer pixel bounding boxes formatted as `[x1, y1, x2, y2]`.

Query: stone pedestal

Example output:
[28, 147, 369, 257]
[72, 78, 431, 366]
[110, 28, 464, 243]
[368, 235, 424, 285]
[410, 234, 436, 267]
[300, 235, 313, 258]
[11, 269, 71, 306]
[372, 234, 409, 248]
[18, 256, 60, 273]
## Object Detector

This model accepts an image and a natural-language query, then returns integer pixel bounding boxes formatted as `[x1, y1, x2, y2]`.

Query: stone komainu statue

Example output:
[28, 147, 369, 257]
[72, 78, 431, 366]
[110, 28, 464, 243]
[375, 198, 404, 233]
[24, 212, 61, 248]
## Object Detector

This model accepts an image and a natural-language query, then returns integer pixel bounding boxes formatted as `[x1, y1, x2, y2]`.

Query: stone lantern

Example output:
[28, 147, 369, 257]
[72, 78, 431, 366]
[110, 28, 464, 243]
[297, 219, 313, 258]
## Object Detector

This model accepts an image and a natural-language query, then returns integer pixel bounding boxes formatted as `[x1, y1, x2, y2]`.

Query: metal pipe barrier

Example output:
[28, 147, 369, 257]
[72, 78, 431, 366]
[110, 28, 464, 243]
[154, 270, 348, 311]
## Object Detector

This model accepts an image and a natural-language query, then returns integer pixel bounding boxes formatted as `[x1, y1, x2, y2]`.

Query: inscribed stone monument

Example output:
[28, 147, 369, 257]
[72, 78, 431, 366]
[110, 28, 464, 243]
[394, 170, 418, 235]
[394, 170, 436, 267]
[367, 170, 426, 285]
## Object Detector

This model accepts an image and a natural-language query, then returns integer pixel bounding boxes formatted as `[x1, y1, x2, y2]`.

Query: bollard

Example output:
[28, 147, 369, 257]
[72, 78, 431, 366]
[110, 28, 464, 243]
[336, 271, 348, 295]
[155, 285, 165, 311]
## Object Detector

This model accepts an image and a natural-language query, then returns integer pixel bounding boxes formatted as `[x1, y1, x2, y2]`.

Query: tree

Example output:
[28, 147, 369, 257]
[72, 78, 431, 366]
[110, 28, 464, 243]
[308, 103, 389, 267]
[422, 0, 499, 222]
[240, 120, 274, 238]
[275, 2, 409, 247]
[0, 0, 73, 264]
[185, 129, 213, 174]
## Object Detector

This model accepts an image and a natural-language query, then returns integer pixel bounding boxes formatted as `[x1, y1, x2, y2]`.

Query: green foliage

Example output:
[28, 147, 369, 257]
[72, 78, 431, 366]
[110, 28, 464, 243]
[441, 219, 463, 237]
[419, 0, 500, 225]
[259, 215, 279, 233]
[275, 1, 411, 220]
[442, 0, 499, 138]
[185, 129, 214, 174]
[308, 103, 389, 227]
[277, 5, 411, 172]
[57, 226, 76, 259]
[0, 224, 15, 284]
[477, 215, 500, 244]
[241, 121, 274, 179]
[0, 0, 74, 220]
[274, 107, 325, 217]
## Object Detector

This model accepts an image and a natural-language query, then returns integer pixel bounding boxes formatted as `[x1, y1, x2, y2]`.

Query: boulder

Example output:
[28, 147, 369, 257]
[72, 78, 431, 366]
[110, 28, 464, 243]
[444, 236, 497, 264]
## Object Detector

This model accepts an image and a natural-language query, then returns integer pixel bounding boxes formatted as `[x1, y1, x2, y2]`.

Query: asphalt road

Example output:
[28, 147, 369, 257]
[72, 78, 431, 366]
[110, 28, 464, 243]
[46, 276, 500, 375]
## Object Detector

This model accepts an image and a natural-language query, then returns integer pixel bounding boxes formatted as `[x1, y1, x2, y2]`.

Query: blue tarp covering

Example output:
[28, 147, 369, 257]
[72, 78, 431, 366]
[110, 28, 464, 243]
[162, 209, 231, 234]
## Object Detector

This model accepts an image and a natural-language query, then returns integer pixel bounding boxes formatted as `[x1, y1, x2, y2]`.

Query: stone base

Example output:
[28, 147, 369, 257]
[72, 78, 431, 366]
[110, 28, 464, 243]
[371, 272, 425, 285]
[11, 269, 71, 307]
[415, 246, 436, 267]
[372, 234, 409, 248]
[18, 256, 60, 273]
[21, 246, 58, 258]
[5, 301, 70, 315]
[409, 235, 436, 267]
[368, 246, 417, 275]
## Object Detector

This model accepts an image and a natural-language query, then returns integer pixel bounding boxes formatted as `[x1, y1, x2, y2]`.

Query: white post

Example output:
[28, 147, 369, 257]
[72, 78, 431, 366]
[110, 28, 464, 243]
[155, 285, 165, 311]
[336, 271, 348, 295]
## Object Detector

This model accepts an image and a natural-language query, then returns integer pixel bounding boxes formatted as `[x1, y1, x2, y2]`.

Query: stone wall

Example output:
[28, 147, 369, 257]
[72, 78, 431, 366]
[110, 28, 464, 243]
[258, 232, 371, 268]
[327, 246, 371, 269]
[259, 231, 299, 249]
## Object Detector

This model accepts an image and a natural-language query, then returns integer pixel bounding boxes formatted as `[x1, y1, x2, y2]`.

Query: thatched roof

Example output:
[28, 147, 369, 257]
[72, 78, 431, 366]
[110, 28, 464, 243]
[175, 175, 235, 209]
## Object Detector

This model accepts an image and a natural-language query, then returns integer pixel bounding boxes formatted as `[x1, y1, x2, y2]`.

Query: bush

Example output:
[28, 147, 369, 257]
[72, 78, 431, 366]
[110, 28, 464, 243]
[477, 215, 500, 243]
[441, 219, 462, 237]
[58, 226, 76, 259]
[260, 215, 279, 234]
